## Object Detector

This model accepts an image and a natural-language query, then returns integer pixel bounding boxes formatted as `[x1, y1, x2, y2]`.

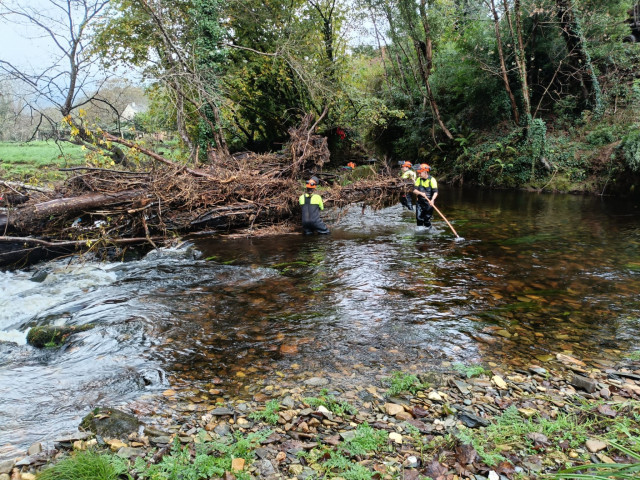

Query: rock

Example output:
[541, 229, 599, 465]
[529, 366, 547, 375]
[289, 464, 304, 475]
[0, 460, 14, 475]
[300, 467, 316, 479]
[0, 474, 9, 480]
[556, 353, 587, 367]
[385, 403, 405, 416]
[571, 375, 597, 393]
[256, 459, 276, 476]
[209, 407, 234, 416]
[231, 458, 245, 471]
[27, 443, 42, 456]
[451, 380, 471, 394]
[20, 474, 36, 480]
[214, 423, 231, 437]
[116, 447, 145, 459]
[30, 270, 49, 283]
[492, 376, 508, 389]
[458, 412, 489, 428]
[281, 396, 295, 408]
[340, 431, 357, 441]
[427, 391, 443, 402]
[106, 439, 128, 451]
[304, 377, 329, 386]
[596, 453, 615, 463]
[389, 432, 403, 444]
[26, 324, 95, 348]
[80, 407, 141, 440]
[149, 435, 172, 445]
[396, 411, 413, 421]
[404, 455, 419, 468]
[518, 408, 537, 418]
[585, 439, 607, 453]
[317, 405, 333, 420]
[599, 387, 611, 399]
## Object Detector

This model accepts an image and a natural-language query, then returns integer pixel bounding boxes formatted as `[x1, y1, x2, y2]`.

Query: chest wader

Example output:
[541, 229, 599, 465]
[301, 195, 329, 234]
[400, 172, 415, 210]
[415, 179, 435, 227]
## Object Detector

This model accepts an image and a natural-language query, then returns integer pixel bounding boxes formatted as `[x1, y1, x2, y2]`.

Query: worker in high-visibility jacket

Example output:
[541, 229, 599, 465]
[399, 161, 416, 210]
[413, 164, 438, 228]
[299, 177, 330, 234]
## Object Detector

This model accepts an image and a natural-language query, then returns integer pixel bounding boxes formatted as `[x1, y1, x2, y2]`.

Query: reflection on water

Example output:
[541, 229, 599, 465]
[0, 188, 639, 458]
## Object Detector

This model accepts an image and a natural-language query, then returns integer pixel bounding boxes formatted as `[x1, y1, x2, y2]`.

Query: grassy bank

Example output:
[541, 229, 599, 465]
[0, 141, 86, 183]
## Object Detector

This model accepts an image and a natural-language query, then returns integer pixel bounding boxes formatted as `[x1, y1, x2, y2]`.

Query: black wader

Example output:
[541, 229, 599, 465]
[301, 194, 329, 234]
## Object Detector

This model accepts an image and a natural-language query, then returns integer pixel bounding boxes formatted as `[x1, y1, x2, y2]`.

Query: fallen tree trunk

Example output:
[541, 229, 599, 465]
[5, 189, 145, 233]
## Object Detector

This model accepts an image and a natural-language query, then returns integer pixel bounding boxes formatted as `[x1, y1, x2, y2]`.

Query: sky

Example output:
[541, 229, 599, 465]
[0, 1, 61, 72]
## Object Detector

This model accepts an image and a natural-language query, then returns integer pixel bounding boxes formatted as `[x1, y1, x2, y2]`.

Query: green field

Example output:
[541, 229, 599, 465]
[0, 141, 86, 183]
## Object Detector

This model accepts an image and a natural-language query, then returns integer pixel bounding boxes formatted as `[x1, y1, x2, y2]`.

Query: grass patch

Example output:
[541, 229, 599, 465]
[0, 141, 86, 182]
[383, 371, 428, 396]
[547, 442, 640, 480]
[455, 402, 640, 468]
[133, 430, 270, 480]
[625, 351, 640, 361]
[452, 362, 490, 379]
[300, 423, 389, 480]
[303, 389, 357, 416]
[248, 399, 280, 425]
[37, 450, 129, 480]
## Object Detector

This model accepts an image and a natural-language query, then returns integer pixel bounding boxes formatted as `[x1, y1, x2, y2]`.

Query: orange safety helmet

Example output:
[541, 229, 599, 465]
[417, 163, 431, 173]
[401, 161, 412, 168]
[347, 162, 356, 169]
[306, 178, 317, 189]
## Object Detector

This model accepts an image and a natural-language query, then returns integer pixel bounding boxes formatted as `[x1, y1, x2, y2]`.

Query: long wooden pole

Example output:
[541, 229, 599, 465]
[428, 200, 460, 238]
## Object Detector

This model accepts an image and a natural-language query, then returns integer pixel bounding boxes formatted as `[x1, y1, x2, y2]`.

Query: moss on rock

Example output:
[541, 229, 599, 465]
[26, 324, 95, 348]
[80, 407, 141, 440]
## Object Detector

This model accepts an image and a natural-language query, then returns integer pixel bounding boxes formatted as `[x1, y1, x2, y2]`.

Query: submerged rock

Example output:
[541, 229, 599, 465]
[26, 324, 95, 348]
[79, 407, 141, 440]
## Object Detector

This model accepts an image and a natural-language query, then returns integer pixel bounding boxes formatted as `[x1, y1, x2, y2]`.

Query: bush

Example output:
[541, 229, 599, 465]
[619, 129, 640, 172]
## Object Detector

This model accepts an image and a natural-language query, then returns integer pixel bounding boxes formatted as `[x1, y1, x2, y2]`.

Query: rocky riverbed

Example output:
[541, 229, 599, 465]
[2, 352, 640, 480]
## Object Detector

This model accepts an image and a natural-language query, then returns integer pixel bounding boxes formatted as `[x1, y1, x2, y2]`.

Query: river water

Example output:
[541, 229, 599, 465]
[1, 188, 639, 459]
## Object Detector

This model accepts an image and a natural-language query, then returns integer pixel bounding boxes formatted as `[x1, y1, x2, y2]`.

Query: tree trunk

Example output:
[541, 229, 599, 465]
[555, 0, 602, 115]
[417, 0, 454, 140]
[503, 0, 532, 126]
[6, 190, 145, 233]
[489, 0, 520, 124]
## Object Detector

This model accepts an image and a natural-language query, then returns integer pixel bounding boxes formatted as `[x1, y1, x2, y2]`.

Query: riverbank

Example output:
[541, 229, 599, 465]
[4, 352, 639, 480]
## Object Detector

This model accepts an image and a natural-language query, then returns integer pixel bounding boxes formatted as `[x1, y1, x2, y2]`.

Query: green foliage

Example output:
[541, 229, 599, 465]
[546, 442, 640, 480]
[383, 371, 427, 396]
[619, 129, 640, 173]
[248, 399, 280, 424]
[454, 403, 640, 467]
[304, 423, 388, 480]
[133, 430, 270, 480]
[304, 389, 357, 417]
[452, 362, 488, 379]
[37, 450, 130, 480]
[625, 351, 640, 361]
[342, 425, 388, 457]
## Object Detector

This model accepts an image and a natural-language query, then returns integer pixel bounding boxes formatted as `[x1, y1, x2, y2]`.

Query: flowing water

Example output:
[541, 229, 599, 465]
[1, 188, 639, 459]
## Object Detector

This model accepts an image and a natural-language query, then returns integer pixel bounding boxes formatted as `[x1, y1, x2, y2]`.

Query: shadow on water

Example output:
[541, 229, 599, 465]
[0, 187, 639, 458]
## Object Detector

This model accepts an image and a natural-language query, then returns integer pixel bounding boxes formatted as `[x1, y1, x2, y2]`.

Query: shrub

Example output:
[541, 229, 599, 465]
[619, 129, 640, 172]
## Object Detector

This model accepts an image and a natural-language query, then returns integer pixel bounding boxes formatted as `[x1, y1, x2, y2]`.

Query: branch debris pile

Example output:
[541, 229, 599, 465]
[1, 129, 407, 264]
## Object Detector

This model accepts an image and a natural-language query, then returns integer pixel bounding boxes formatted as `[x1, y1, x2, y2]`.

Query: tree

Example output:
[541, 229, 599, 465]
[0, 0, 128, 163]
[554, 0, 602, 115]
[94, 0, 230, 162]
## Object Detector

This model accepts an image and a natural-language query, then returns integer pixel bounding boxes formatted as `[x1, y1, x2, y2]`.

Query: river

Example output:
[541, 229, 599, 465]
[1, 188, 639, 459]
